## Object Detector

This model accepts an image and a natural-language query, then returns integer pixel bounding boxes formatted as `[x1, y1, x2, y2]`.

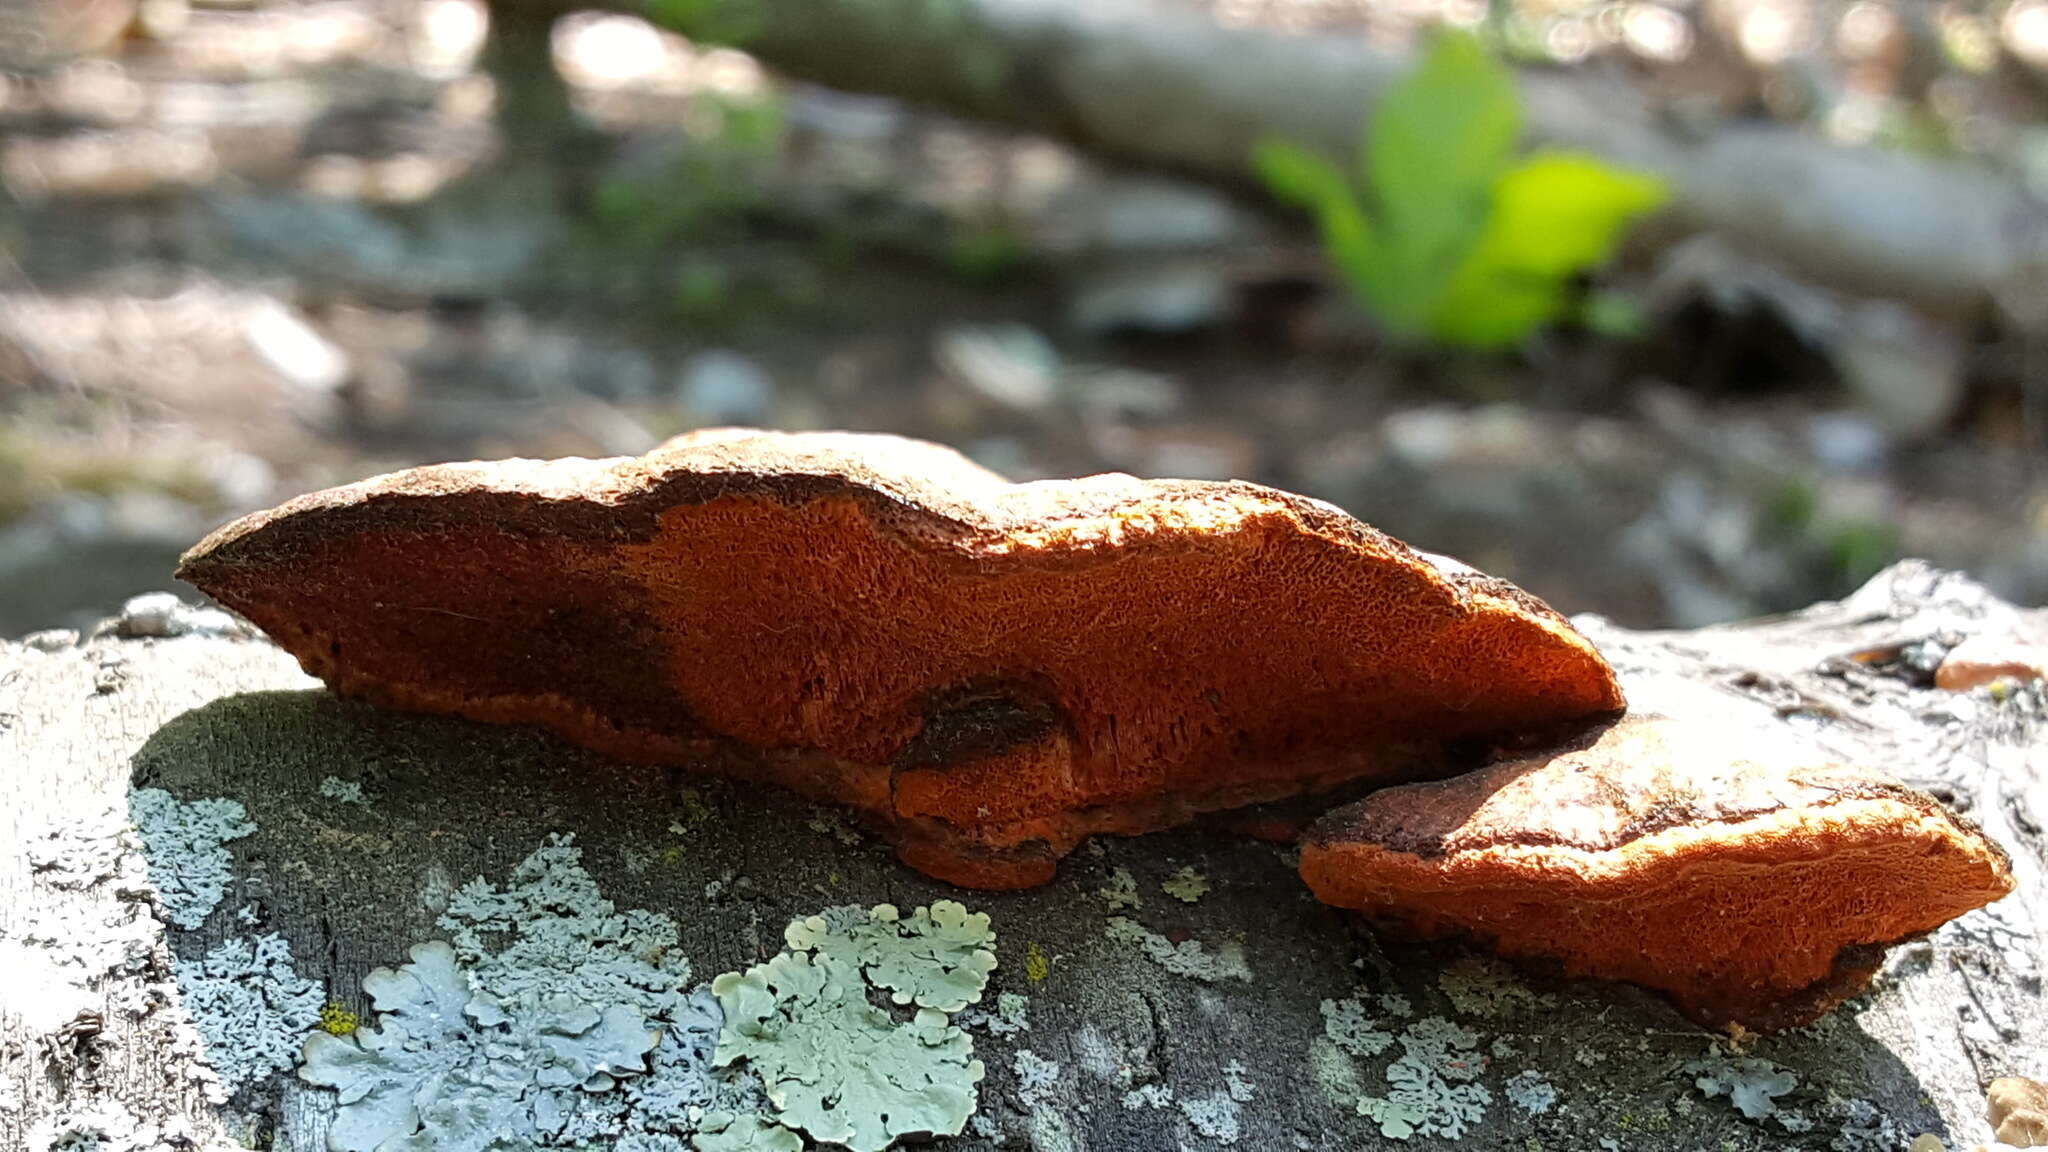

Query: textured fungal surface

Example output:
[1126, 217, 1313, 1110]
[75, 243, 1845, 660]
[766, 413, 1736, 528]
[1299, 710, 2016, 1029]
[177, 428, 1624, 887]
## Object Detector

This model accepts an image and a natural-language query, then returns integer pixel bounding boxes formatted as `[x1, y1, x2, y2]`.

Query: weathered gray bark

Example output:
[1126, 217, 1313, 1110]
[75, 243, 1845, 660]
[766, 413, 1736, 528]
[505, 0, 2048, 329]
[0, 561, 2042, 1151]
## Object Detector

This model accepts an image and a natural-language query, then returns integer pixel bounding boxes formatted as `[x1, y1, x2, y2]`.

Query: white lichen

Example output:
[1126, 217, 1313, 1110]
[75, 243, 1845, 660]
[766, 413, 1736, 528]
[27, 1100, 214, 1152]
[711, 901, 995, 1152]
[1179, 1089, 1242, 1145]
[1161, 866, 1210, 904]
[178, 932, 324, 1091]
[1505, 1070, 1557, 1116]
[1355, 1017, 1491, 1141]
[1377, 992, 1414, 1019]
[1308, 1037, 1364, 1110]
[25, 807, 132, 890]
[1123, 1083, 1174, 1110]
[1828, 1097, 1907, 1151]
[1028, 1107, 1076, 1152]
[1320, 997, 1393, 1058]
[319, 777, 369, 807]
[298, 836, 728, 1151]
[1012, 1049, 1061, 1108]
[1223, 1060, 1254, 1103]
[436, 835, 698, 1006]
[129, 788, 255, 928]
[6, 809, 167, 1032]
[1103, 917, 1251, 983]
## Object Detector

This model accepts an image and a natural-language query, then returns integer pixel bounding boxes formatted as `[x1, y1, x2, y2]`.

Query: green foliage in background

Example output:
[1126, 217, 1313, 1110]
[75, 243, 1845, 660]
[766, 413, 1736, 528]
[590, 93, 784, 251]
[579, 92, 792, 323]
[1253, 30, 1667, 348]
[644, 0, 765, 45]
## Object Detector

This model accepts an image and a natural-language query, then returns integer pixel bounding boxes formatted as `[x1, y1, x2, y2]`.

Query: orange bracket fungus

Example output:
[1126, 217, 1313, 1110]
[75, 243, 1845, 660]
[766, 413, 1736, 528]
[177, 428, 1624, 888]
[1299, 709, 2015, 1030]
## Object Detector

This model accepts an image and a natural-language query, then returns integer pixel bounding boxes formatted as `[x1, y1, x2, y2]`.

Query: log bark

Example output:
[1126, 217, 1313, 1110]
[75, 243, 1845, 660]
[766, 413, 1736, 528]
[0, 561, 2042, 1151]
[508, 0, 2048, 329]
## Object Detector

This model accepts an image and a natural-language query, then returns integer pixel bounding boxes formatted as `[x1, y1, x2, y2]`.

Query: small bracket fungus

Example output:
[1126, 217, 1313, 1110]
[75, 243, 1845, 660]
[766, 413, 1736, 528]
[1990, 1076, 2048, 1147]
[178, 428, 1623, 888]
[1299, 710, 2015, 1030]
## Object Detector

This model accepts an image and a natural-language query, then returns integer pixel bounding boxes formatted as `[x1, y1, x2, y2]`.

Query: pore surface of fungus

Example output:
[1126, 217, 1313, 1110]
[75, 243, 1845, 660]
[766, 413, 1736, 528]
[1299, 711, 2014, 1030]
[178, 429, 1623, 887]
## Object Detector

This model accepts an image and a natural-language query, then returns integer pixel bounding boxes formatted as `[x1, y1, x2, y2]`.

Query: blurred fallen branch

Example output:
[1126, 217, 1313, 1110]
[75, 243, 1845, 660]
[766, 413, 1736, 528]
[504, 0, 2048, 332]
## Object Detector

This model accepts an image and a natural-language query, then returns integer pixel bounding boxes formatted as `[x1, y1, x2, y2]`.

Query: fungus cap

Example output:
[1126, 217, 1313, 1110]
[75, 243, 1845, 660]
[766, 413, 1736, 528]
[1299, 710, 2015, 1030]
[179, 429, 1624, 886]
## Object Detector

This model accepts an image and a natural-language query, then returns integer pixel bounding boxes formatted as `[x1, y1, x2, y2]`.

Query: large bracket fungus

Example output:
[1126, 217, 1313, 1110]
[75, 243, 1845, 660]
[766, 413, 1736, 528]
[1298, 708, 2015, 1030]
[177, 428, 1623, 887]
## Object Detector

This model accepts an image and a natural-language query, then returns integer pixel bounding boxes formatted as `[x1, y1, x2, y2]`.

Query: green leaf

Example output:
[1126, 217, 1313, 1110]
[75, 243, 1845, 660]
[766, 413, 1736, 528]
[1427, 151, 1667, 347]
[1579, 289, 1650, 340]
[644, 0, 764, 44]
[1251, 138, 1376, 299]
[1365, 29, 1521, 331]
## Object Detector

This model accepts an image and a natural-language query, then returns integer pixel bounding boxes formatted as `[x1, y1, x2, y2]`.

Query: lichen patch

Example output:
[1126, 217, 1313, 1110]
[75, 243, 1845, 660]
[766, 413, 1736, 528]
[178, 932, 323, 1092]
[710, 901, 997, 1152]
[1102, 916, 1251, 983]
[129, 788, 255, 929]
[296, 836, 728, 1151]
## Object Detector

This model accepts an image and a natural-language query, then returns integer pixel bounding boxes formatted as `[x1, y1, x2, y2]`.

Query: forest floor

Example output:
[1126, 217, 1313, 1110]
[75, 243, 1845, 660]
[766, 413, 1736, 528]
[0, 0, 2044, 637]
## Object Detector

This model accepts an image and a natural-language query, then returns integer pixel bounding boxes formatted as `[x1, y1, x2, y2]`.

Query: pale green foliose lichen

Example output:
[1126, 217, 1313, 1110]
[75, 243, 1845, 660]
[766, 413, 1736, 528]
[710, 901, 996, 1152]
[129, 788, 256, 928]
[1686, 1054, 1797, 1121]
[804, 808, 862, 847]
[1099, 867, 1143, 911]
[1103, 917, 1251, 982]
[296, 836, 730, 1151]
[690, 1112, 802, 1151]
[1161, 866, 1210, 904]
[1437, 956, 1556, 1018]
[1355, 1017, 1491, 1141]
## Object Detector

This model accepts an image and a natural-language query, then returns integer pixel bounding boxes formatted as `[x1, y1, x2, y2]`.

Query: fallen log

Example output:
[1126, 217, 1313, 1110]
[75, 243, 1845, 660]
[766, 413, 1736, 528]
[0, 560, 2041, 1150]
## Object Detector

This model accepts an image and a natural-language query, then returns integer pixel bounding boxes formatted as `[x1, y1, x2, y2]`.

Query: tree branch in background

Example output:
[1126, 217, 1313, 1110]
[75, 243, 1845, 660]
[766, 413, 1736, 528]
[504, 0, 2048, 331]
